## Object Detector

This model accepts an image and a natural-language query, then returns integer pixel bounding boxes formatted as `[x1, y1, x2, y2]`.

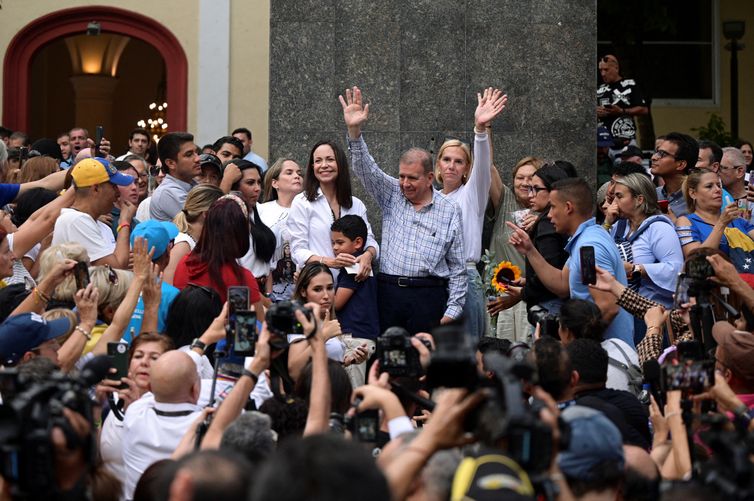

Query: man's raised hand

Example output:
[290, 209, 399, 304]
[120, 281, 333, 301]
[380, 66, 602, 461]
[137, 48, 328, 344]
[339, 86, 370, 139]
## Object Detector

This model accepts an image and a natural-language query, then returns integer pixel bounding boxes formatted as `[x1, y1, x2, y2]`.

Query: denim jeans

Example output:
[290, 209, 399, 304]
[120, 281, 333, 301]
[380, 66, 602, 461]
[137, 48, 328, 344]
[463, 265, 488, 340]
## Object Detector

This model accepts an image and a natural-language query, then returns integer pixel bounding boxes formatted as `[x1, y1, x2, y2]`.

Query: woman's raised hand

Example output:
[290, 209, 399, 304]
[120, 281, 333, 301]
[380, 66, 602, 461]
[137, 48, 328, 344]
[474, 87, 507, 129]
[339, 86, 370, 137]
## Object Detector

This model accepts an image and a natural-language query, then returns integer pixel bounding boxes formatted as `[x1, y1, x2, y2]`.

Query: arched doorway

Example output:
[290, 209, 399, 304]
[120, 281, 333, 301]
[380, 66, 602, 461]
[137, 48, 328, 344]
[3, 6, 187, 134]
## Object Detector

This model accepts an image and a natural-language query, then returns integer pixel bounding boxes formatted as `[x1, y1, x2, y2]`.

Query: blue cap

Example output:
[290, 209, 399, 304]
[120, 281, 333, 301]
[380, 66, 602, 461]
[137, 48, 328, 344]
[0, 313, 74, 365]
[130, 220, 179, 259]
[597, 126, 613, 147]
[558, 406, 624, 480]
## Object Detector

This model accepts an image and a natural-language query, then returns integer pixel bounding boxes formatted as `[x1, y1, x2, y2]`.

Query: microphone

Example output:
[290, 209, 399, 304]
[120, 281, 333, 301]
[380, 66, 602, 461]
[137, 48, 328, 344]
[642, 359, 664, 410]
[78, 355, 113, 387]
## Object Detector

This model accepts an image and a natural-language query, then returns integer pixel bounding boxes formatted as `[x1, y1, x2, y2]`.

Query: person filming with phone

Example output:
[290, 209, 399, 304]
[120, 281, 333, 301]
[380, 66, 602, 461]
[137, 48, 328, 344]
[508, 177, 635, 347]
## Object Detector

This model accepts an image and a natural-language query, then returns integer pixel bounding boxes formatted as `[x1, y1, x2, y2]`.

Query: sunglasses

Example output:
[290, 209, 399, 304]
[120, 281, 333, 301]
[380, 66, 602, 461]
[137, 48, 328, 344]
[105, 265, 118, 285]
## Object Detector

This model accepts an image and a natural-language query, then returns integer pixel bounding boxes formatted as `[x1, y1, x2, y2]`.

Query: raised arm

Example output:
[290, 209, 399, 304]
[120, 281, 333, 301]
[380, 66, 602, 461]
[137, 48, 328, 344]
[468, 88, 507, 216]
[301, 304, 331, 436]
[11, 188, 75, 258]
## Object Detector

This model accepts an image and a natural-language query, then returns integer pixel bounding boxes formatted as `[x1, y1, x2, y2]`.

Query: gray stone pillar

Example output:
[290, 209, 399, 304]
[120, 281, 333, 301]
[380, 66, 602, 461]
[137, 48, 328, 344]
[270, 0, 597, 234]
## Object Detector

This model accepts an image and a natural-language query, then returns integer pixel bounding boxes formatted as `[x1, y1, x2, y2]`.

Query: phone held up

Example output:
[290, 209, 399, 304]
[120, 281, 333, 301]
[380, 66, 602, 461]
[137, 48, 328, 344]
[580, 245, 596, 286]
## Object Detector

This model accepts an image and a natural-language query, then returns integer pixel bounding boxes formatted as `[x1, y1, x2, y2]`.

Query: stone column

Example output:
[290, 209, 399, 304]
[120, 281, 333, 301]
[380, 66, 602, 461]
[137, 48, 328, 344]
[270, 0, 597, 235]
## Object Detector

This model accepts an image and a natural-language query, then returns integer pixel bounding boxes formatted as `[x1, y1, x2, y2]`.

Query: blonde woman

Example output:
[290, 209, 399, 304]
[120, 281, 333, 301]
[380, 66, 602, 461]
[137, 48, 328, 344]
[162, 184, 224, 284]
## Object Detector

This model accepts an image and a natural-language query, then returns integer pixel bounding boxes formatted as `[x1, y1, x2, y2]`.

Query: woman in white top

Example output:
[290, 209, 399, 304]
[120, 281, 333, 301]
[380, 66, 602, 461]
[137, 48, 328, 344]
[258, 158, 304, 301]
[435, 88, 507, 339]
[163, 184, 224, 285]
[288, 140, 378, 280]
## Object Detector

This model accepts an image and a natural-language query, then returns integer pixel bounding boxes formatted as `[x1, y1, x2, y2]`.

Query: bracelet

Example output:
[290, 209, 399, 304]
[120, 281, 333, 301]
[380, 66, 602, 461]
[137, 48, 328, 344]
[33, 287, 50, 303]
[242, 369, 259, 385]
[665, 411, 681, 419]
[602, 222, 612, 231]
[473, 126, 486, 134]
[117, 222, 131, 233]
[74, 325, 92, 340]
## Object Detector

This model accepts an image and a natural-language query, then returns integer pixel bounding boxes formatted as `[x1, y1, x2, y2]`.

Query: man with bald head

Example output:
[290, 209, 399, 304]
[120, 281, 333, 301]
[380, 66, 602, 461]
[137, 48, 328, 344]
[597, 54, 648, 146]
[122, 350, 202, 500]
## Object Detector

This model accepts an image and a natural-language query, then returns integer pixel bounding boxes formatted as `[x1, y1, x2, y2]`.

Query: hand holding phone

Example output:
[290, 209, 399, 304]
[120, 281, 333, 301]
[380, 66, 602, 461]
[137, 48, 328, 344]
[580, 245, 596, 285]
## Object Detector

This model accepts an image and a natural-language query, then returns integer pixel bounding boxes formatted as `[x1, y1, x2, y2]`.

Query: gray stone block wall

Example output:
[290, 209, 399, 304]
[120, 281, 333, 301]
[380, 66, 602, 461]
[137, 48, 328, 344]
[270, 0, 597, 235]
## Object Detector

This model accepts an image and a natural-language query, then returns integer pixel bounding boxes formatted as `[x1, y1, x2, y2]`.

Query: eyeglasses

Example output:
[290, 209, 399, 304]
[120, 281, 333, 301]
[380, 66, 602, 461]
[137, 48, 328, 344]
[653, 149, 677, 160]
[528, 185, 548, 195]
[719, 163, 742, 171]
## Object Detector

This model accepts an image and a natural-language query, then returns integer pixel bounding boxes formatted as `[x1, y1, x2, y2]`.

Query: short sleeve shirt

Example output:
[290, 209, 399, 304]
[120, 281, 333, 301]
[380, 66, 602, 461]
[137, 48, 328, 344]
[52, 208, 116, 262]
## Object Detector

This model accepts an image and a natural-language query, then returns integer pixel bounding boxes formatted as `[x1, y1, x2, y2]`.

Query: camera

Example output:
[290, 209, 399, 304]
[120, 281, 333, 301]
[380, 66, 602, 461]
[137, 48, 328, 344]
[0, 356, 110, 497]
[527, 305, 559, 339]
[375, 327, 429, 378]
[426, 323, 477, 389]
[661, 340, 714, 395]
[265, 300, 314, 349]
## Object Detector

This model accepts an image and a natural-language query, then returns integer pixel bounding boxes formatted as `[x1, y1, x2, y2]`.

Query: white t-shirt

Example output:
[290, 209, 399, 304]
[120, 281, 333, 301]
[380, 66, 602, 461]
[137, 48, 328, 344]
[52, 208, 116, 262]
[4, 233, 39, 287]
[602, 338, 640, 393]
[135, 197, 152, 222]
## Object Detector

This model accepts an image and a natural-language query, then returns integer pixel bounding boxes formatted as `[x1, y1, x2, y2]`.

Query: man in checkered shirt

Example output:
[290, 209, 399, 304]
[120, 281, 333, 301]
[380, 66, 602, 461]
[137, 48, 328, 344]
[340, 86, 466, 334]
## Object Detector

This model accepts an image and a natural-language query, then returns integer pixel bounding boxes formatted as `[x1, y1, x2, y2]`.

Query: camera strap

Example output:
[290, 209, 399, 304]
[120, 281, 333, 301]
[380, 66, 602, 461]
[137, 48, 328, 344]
[606, 340, 643, 395]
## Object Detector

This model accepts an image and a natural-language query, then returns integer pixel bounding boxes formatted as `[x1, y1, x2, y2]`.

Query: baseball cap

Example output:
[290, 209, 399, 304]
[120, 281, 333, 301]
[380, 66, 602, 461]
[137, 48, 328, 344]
[0, 313, 74, 365]
[199, 153, 223, 173]
[558, 405, 624, 480]
[712, 323, 754, 383]
[451, 449, 535, 501]
[71, 157, 134, 188]
[619, 145, 643, 159]
[597, 126, 613, 147]
[131, 220, 179, 259]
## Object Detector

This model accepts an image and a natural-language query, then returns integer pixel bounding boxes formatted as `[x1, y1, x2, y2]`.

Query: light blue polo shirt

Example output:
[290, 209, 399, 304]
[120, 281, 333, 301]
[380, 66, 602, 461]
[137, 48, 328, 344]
[565, 218, 635, 348]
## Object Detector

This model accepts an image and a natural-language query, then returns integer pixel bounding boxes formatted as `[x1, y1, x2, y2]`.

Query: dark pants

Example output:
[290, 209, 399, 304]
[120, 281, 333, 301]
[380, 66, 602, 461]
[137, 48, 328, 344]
[377, 282, 448, 335]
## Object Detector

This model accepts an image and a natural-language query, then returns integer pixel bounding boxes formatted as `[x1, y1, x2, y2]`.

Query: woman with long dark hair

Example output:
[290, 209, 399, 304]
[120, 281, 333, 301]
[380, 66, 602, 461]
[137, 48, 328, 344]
[288, 140, 378, 279]
[230, 160, 277, 299]
[173, 195, 262, 317]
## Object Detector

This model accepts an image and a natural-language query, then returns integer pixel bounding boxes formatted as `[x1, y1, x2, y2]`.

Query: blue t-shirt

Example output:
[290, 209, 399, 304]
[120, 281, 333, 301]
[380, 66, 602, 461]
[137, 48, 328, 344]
[0, 184, 20, 206]
[123, 281, 181, 342]
[336, 270, 379, 340]
[687, 214, 754, 255]
[565, 218, 635, 348]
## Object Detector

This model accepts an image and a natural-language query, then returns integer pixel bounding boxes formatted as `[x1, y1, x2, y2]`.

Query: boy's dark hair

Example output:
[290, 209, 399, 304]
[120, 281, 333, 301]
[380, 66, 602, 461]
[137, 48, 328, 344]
[250, 434, 390, 501]
[331, 214, 367, 247]
[294, 358, 353, 415]
[612, 161, 651, 179]
[157, 131, 194, 166]
[566, 338, 608, 385]
[476, 336, 512, 356]
[129, 127, 150, 142]
[664, 132, 699, 175]
[258, 395, 307, 442]
[566, 460, 625, 498]
[551, 177, 594, 217]
[212, 135, 244, 155]
[112, 160, 137, 173]
[232, 127, 252, 140]
[533, 337, 572, 401]
[698, 140, 722, 164]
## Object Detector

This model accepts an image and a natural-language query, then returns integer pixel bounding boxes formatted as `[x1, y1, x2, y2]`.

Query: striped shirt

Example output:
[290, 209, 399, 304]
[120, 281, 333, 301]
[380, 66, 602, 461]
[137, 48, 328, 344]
[348, 135, 466, 319]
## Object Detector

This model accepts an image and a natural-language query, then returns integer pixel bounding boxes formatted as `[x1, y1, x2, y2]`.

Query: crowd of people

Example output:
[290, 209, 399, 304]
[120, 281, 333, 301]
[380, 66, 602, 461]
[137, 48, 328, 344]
[0, 73, 754, 501]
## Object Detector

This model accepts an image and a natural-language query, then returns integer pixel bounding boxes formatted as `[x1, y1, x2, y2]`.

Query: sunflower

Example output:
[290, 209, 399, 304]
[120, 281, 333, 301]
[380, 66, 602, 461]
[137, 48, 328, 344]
[491, 261, 522, 294]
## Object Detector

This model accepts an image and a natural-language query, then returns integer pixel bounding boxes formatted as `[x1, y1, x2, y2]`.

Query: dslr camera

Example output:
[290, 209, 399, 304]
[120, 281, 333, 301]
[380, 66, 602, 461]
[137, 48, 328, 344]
[375, 327, 430, 378]
[265, 300, 314, 349]
[527, 305, 559, 339]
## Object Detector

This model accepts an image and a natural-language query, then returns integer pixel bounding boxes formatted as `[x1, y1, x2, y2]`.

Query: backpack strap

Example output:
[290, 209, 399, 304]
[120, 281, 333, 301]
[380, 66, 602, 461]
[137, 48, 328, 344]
[613, 219, 628, 243]
[626, 215, 673, 244]
[607, 339, 634, 366]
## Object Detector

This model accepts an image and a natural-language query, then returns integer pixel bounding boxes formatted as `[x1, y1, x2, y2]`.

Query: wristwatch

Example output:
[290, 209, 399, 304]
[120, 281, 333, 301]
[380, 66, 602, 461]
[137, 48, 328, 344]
[631, 265, 642, 281]
[190, 338, 207, 352]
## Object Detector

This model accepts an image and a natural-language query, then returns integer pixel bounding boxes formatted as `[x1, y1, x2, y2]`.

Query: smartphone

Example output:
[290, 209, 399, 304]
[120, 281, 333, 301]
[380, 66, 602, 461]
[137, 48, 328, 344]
[95, 125, 104, 157]
[74, 261, 90, 291]
[663, 359, 714, 394]
[673, 274, 691, 310]
[233, 310, 257, 357]
[579, 246, 596, 285]
[353, 409, 379, 442]
[227, 286, 249, 313]
[107, 342, 129, 389]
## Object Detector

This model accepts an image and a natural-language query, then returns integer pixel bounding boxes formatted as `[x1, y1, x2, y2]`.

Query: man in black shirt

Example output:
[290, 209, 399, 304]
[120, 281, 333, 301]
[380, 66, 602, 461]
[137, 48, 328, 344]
[597, 55, 648, 145]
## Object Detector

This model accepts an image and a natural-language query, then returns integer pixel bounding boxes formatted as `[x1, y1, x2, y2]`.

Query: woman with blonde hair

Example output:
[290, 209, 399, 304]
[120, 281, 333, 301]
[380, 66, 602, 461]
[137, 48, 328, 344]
[163, 184, 224, 284]
[37, 243, 89, 307]
[258, 158, 303, 301]
[434, 87, 507, 339]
